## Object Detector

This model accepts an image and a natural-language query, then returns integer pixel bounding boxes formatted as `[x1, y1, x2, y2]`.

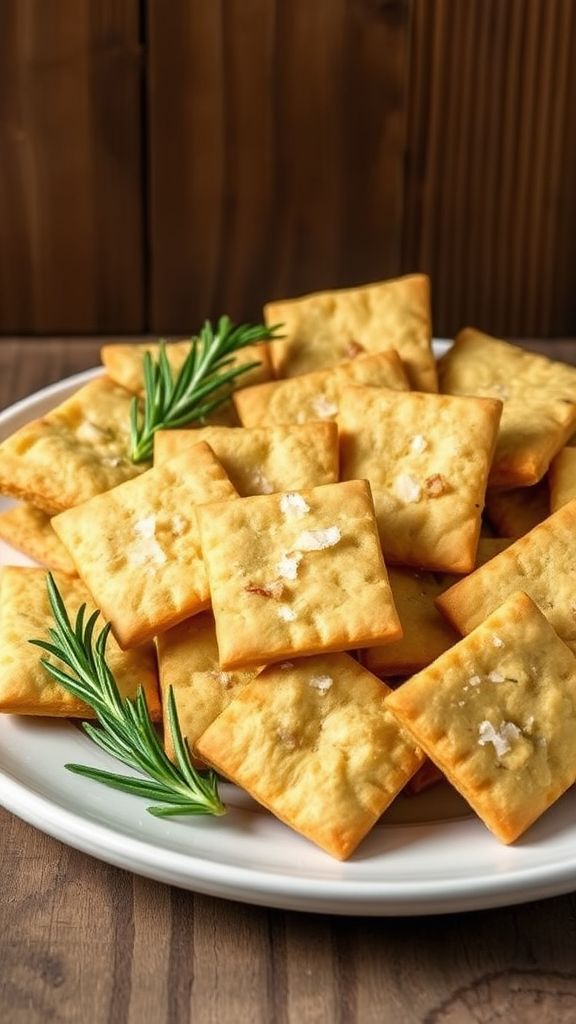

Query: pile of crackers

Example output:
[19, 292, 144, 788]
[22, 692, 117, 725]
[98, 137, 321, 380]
[2, 273, 576, 860]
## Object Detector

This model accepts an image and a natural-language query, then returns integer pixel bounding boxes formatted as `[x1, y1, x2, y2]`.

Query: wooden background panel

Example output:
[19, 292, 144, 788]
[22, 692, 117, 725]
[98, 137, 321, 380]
[147, 0, 411, 332]
[404, 0, 576, 338]
[0, 0, 144, 333]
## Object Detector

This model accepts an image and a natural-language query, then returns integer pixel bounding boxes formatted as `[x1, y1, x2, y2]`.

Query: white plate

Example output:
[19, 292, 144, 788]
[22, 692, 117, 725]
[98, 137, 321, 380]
[1, 352, 576, 916]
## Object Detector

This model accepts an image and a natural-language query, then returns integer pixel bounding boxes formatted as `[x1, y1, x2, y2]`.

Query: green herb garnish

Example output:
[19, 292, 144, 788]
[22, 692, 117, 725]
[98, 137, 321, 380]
[130, 316, 282, 463]
[29, 574, 225, 818]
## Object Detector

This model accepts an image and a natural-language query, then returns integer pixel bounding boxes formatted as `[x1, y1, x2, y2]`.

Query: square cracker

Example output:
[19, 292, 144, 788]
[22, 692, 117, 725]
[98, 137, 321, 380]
[386, 592, 576, 843]
[153, 422, 339, 495]
[233, 350, 409, 428]
[436, 499, 576, 652]
[549, 447, 576, 513]
[196, 653, 424, 859]
[197, 480, 402, 669]
[439, 330, 576, 487]
[101, 339, 272, 394]
[484, 479, 549, 538]
[264, 274, 436, 391]
[156, 612, 259, 762]
[0, 503, 77, 575]
[362, 538, 511, 676]
[339, 386, 502, 572]
[0, 567, 160, 718]
[52, 442, 237, 649]
[0, 377, 146, 516]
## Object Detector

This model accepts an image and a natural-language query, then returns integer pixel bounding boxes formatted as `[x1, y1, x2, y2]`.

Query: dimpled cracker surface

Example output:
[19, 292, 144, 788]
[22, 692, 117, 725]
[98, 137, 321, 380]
[0, 377, 146, 516]
[233, 351, 410, 428]
[52, 443, 237, 649]
[101, 340, 272, 394]
[264, 274, 436, 391]
[339, 387, 502, 572]
[197, 480, 401, 669]
[439, 330, 576, 487]
[0, 503, 77, 575]
[485, 479, 550, 538]
[386, 592, 576, 843]
[436, 500, 576, 651]
[363, 538, 511, 676]
[549, 447, 576, 512]
[196, 653, 424, 859]
[153, 422, 338, 494]
[157, 612, 259, 762]
[0, 567, 160, 718]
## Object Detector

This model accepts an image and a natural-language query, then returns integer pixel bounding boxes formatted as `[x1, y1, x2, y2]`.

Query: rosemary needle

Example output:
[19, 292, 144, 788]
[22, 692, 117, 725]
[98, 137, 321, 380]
[29, 574, 225, 818]
[130, 316, 283, 463]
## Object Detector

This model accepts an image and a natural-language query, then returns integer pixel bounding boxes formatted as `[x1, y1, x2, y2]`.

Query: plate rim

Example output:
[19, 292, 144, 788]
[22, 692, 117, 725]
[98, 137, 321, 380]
[1, 349, 576, 916]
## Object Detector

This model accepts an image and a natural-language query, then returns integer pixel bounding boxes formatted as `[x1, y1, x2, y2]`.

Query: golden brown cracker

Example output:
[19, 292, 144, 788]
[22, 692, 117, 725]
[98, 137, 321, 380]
[0, 503, 76, 575]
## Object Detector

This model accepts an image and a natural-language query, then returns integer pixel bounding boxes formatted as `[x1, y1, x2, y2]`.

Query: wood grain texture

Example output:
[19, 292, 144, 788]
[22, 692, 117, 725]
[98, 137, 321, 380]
[1, 339, 576, 1022]
[404, 0, 576, 338]
[146, 0, 411, 331]
[0, 1, 144, 333]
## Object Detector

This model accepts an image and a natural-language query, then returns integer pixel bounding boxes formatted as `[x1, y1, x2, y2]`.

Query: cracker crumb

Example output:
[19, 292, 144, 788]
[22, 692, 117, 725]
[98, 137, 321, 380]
[424, 473, 449, 498]
[277, 728, 298, 750]
[277, 604, 297, 622]
[295, 526, 341, 551]
[310, 395, 338, 419]
[251, 468, 274, 495]
[245, 580, 284, 600]
[410, 434, 428, 455]
[478, 720, 521, 757]
[492, 635, 505, 648]
[279, 662, 294, 669]
[394, 473, 422, 503]
[309, 674, 333, 694]
[488, 670, 505, 684]
[277, 552, 303, 581]
[280, 492, 310, 519]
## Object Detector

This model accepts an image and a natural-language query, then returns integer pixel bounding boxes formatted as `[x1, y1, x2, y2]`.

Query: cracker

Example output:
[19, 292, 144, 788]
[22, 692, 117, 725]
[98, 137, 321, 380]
[0, 377, 146, 515]
[0, 567, 160, 718]
[156, 612, 259, 761]
[439, 330, 576, 487]
[386, 592, 576, 843]
[264, 274, 436, 391]
[101, 340, 272, 394]
[52, 443, 237, 649]
[436, 499, 576, 652]
[0, 503, 77, 575]
[154, 422, 339, 494]
[197, 480, 402, 669]
[484, 479, 550, 538]
[339, 386, 502, 572]
[196, 653, 424, 859]
[233, 350, 410, 428]
[363, 538, 511, 676]
[549, 447, 576, 513]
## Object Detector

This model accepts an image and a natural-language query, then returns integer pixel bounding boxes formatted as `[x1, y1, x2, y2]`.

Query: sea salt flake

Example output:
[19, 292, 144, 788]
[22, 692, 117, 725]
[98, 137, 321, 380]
[277, 604, 297, 622]
[468, 674, 481, 687]
[488, 670, 505, 684]
[478, 720, 521, 758]
[492, 635, 505, 648]
[410, 434, 427, 455]
[295, 526, 341, 551]
[171, 513, 187, 536]
[277, 552, 303, 581]
[101, 455, 122, 468]
[127, 515, 167, 567]
[77, 420, 110, 444]
[134, 515, 156, 539]
[207, 670, 233, 688]
[280, 492, 310, 519]
[394, 473, 422, 503]
[309, 674, 333, 694]
[310, 395, 338, 419]
[251, 469, 274, 494]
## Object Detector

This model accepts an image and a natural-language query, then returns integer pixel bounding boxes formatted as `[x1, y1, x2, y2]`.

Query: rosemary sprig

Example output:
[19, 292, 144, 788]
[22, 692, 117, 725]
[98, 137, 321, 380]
[29, 574, 225, 818]
[130, 316, 282, 463]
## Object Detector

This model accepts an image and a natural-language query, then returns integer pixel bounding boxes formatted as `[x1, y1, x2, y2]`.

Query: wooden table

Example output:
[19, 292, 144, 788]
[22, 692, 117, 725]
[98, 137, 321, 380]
[1, 338, 576, 1024]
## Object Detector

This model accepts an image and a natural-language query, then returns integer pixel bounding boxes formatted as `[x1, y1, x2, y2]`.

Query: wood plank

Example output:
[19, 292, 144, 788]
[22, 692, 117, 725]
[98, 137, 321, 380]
[147, 0, 411, 331]
[404, 0, 576, 338]
[0, 1, 144, 333]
